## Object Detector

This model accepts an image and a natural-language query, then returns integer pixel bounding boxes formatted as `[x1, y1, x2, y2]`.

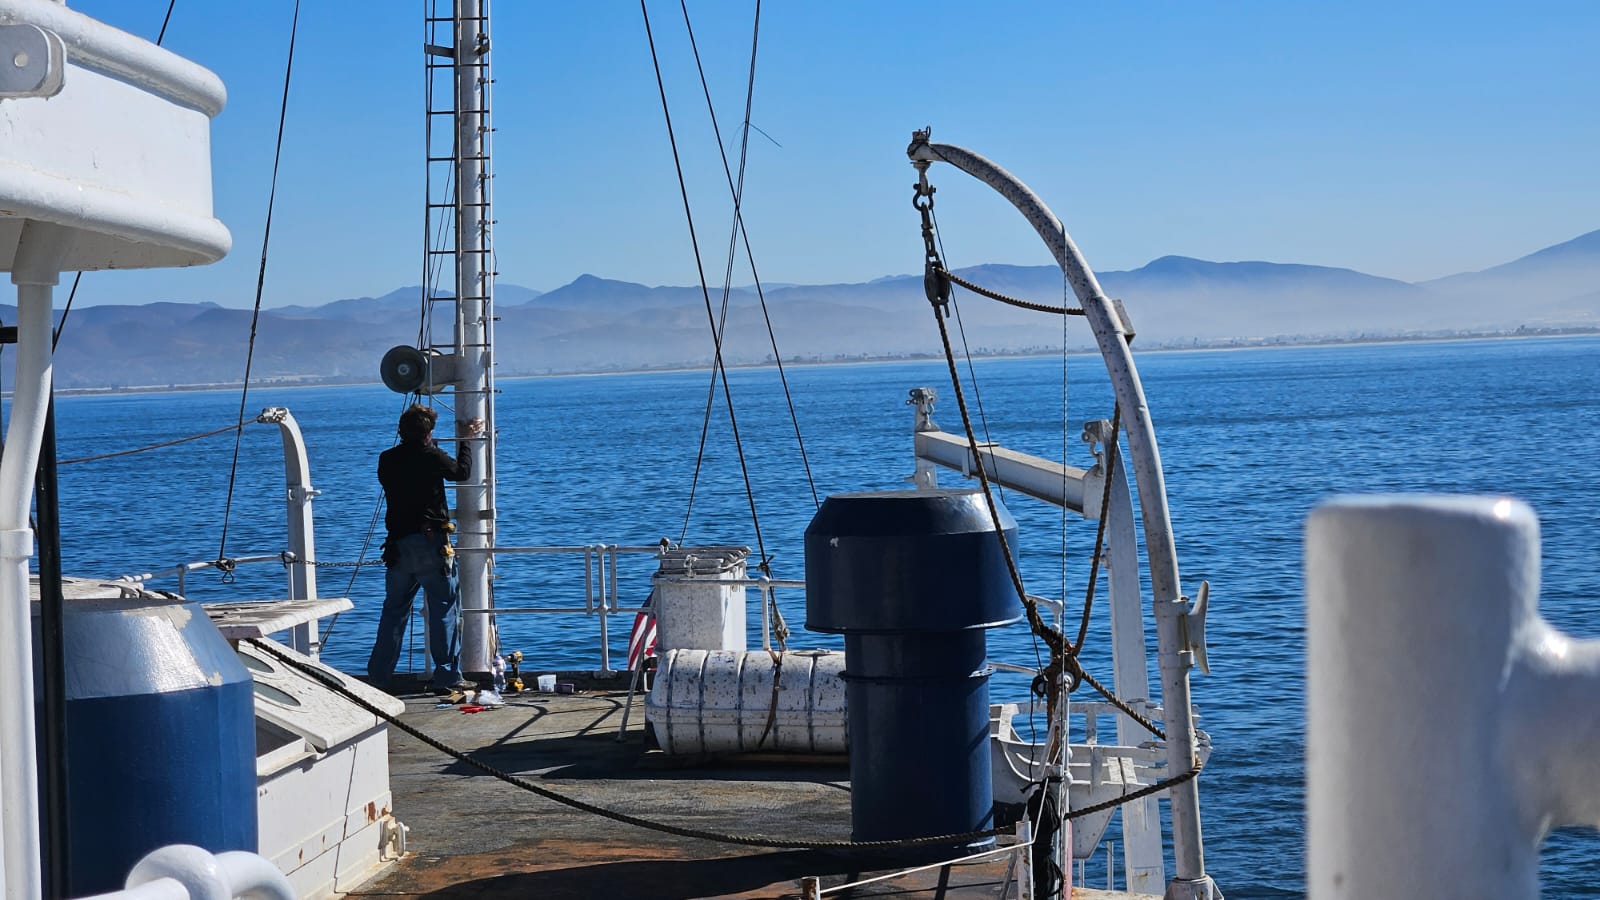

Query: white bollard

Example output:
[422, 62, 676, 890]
[118, 845, 295, 900]
[1306, 495, 1600, 899]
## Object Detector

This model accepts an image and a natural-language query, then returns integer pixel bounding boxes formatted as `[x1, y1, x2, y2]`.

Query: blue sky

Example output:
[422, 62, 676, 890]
[65, 1, 1600, 308]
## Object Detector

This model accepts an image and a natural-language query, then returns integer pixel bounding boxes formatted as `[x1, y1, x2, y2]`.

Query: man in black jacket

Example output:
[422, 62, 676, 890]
[366, 404, 485, 692]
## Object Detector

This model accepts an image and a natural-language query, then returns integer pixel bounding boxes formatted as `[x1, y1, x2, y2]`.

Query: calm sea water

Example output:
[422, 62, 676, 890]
[37, 334, 1600, 897]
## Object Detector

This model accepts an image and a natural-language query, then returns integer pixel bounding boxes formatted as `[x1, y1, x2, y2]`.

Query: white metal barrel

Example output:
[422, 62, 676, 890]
[652, 546, 749, 652]
[645, 649, 847, 755]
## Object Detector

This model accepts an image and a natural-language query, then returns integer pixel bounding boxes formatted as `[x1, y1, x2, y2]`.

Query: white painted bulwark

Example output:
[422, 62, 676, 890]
[1307, 495, 1600, 899]
[240, 640, 406, 898]
[646, 649, 847, 755]
[0, 0, 230, 272]
[652, 546, 750, 653]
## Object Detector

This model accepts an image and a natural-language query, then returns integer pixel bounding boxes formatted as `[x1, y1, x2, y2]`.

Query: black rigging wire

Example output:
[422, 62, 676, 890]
[677, 0, 759, 543]
[640, 1, 774, 585]
[930, 209, 1004, 505]
[156, 0, 177, 44]
[217, 0, 300, 561]
[58, 423, 245, 466]
[676, 0, 751, 541]
[1074, 404, 1121, 653]
[677, 0, 819, 512]
[51, 273, 81, 351]
[51, 0, 178, 352]
[929, 208, 1032, 727]
[675, 0, 792, 543]
[914, 173, 1163, 737]
[322, 5, 471, 652]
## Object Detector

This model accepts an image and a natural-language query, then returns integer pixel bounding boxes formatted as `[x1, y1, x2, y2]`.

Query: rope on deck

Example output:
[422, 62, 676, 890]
[248, 639, 1202, 851]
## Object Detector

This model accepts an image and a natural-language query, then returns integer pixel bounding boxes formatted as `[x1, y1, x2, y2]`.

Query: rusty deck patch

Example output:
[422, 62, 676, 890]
[346, 688, 1023, 898]
[354, 837, 1016, 898]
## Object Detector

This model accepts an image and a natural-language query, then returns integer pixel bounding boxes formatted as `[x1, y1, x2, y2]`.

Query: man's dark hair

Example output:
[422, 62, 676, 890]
[397, 404, 439, 442]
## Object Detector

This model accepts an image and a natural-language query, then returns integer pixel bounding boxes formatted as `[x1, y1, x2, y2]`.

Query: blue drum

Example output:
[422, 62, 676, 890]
[48, 596, 257, 895]
[806, 489, 1021, 857]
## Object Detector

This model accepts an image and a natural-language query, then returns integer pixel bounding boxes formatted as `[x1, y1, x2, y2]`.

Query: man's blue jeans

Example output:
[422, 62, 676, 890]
[367, 531, 460, 688]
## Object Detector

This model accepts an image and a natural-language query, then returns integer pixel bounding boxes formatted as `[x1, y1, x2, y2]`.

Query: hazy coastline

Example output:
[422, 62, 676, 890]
[38, 326, 1599, 401]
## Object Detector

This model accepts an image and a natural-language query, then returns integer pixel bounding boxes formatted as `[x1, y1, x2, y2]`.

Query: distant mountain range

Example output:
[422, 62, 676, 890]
[14, 229, 1599, 390]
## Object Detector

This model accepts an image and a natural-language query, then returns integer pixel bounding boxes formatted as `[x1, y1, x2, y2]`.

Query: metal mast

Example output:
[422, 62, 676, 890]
[424, 0, 498, 676]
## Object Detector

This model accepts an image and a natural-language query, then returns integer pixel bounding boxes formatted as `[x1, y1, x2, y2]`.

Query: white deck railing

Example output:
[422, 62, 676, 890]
[109, 543, 806, 676]
[113, 554, 288, 598]
[458, 543, 802, 671]
[799, 820, 1041, 900]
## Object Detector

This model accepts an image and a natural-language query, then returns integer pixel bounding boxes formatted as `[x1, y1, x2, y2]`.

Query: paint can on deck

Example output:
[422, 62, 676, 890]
[37, 596, 257, 895]
[805, 489, 1021, 858]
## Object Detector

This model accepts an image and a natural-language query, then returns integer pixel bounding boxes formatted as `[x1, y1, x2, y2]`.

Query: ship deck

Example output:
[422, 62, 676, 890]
[347, 678, 1152, 899]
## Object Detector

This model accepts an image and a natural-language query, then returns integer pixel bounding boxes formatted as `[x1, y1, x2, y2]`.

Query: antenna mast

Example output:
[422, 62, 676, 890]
[453, 0, 497, 676]
[423, 0, 498, 676]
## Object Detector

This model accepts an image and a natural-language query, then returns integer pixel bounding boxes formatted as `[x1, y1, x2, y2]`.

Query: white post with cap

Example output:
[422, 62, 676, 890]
[1307, 495, 1600, 898]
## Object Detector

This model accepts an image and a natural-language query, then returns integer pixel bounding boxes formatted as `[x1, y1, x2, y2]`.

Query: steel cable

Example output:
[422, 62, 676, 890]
[677, 0, 819, 512]
[155, 0, 177, 43]
[50, 2, 178, 353]
[248, 638, 1196, 849]
[1074, 405, 1121, 653]
[642, 1, 781, 644]
[57, 423, 245, 467]
[217, 0, 301, 562]
[931, 208, 1005, 507]
[932, 308, 1163, 739]
[912, 173, 1163, 739]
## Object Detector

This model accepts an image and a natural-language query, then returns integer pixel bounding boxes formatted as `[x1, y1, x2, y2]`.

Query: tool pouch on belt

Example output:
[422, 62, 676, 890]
[439, 522, 456, 577]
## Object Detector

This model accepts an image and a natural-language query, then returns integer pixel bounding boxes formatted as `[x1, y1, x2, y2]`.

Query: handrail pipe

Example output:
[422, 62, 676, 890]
[0, 219, 70, 900]
[255, 407, 321, 656]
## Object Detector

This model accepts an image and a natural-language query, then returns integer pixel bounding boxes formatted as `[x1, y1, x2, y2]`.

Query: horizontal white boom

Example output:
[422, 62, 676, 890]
[915, 431, 1089, 512]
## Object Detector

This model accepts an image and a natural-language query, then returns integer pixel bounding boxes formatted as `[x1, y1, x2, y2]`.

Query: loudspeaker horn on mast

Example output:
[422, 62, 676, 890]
[379, 346, 458, 395]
